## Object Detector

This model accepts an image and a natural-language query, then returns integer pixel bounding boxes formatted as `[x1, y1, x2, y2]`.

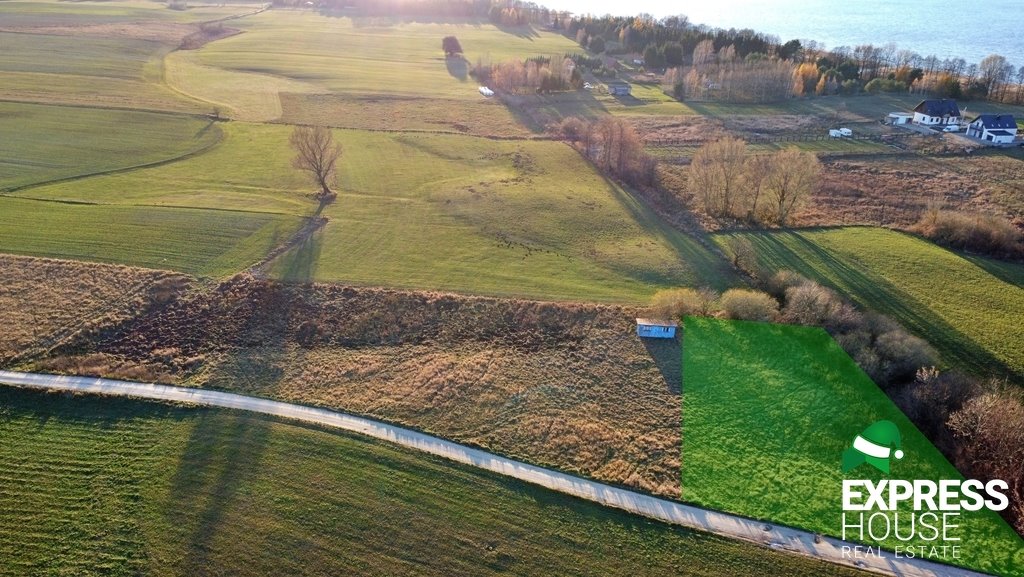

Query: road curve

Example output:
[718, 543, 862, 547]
[0, 370, 993, 577]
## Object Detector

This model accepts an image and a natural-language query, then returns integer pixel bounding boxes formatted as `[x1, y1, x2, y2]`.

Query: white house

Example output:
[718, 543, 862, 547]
[912, 99, 961, 126]
[887, 112, 913, 125]
[636, 318, 677, 339]
[965, 114, 1018, 144]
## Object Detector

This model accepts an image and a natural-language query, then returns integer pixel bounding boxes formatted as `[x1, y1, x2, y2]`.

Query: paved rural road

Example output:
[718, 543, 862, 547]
[0, 370, 993, 577]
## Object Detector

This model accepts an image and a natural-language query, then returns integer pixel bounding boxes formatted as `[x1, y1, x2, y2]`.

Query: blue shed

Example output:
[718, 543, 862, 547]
[636, 318, 678, 339]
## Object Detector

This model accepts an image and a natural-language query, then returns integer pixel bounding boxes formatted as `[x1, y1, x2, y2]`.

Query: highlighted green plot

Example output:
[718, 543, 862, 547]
[681, 318, 1024, 576]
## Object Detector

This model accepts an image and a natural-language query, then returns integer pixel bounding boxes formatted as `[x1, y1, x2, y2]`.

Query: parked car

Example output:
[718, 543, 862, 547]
[942, 125, 960, 132]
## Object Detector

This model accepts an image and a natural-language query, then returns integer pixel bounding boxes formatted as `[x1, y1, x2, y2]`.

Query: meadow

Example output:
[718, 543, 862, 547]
[0, 101, 221, 190]
[14, 118, 733, 301]
[164, 10, 581, 125]
[0, 0, 255, 27]
[0, 256, 175, 364]
[681, 318, 1024, 577]
[713, 227, 1024, 379]
[0, 196, 303, 277]
[0, 386, 865, 577]
[0, 25, 206, 111]
[272, 129, 734, 301]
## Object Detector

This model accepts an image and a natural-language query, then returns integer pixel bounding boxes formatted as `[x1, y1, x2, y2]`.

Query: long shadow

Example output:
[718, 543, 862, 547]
[599, 177, 736, 290]
[444, 56, 468, 81]
[493, 23, 540, 40]
[278, 229, 323, 283]
[641, 336, 682, 395]
[166, 412, 272, 575]
[960, 253, 1024, 288]
[747, 230, 1019, 381]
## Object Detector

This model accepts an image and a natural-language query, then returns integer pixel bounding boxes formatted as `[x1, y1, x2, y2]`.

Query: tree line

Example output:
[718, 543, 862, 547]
[567, 12, 1020, 104]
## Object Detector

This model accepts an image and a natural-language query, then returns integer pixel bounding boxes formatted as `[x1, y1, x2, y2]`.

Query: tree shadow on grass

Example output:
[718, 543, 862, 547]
[444, 56, 468, 81]
[277, 229, 323, 283]
[165, 412, 272, 575]
[748, 230, 1020, 382]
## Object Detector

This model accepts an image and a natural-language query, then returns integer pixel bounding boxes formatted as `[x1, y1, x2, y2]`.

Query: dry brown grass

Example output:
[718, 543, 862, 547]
[0, 255, 186, 365]
[804, 154, 1024, 227]
[29, 275, 683, 497]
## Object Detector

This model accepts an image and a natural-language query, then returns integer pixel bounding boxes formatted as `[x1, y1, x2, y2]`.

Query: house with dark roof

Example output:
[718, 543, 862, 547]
[965, 114, 1018, 144]
[604, 79, 631, 96]
[912, 99, 962, 126]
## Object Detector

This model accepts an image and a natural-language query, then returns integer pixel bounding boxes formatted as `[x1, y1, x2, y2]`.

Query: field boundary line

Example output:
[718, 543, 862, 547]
[0, 370, 995, 577]
[1, 121, 225, 194]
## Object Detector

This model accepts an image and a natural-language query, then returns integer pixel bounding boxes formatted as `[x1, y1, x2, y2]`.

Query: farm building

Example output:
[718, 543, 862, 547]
[965, 114, 1018, 144]
[605, 80, 632, 96]
[636, 318, 677, 339]
[912, 99, 961, 126]
[886, 112, 912, 125]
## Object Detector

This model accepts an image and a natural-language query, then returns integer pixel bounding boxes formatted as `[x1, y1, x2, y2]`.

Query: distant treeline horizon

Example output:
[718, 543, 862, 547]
[274, 0, 1023, 104]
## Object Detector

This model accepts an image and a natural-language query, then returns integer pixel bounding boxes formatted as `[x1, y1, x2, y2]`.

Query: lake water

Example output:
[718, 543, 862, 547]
[543, 0, 1023, 65]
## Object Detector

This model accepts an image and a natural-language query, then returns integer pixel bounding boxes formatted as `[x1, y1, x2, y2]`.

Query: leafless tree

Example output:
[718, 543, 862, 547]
[290, 125, 342, 201]
[763, 147, 820, 226]
[689, 137, 747, 216]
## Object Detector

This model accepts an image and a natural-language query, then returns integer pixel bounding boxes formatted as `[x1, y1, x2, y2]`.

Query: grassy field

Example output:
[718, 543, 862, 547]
[528, 87, 1024, 125]
[0, 28, 205, 111]
[0, 386, 866, 577]
[682, 318, 1024, 577]
[15, 120, 732, 301]
[0, 101, 221, 190]
[713, 227, 1024, 380]
[165, 10, 580, 124]
[196, 12, 580, 98]
[0, 0, 255, 27]
[17, 122, 314, 214]
[272, 129, 734, 301]
[0, 196, 303, 277]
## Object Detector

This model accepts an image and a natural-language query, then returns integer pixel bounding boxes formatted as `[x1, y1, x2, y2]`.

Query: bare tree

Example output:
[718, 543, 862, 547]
[290, 126, 342, 201]
[763, 147, 820, 226]
[689, 137, 747, 217]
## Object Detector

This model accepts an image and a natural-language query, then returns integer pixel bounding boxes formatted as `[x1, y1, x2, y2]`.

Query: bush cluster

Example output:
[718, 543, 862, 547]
[649, 271, 938, 388]
[914, 209, 1024, 260]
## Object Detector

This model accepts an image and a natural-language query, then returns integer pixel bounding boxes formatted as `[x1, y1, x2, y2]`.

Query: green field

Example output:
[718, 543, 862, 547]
[529, 86, 1024, 123]
[0, 0, 255, 27]
[0, 386, 864, 577]
[272, 129, 734, 301]
[0, 101, 221, 190]
[17, 122, 313, 214]
[165, 11, 581, 123]
[713, 227, 1024, 380]
[0, 28, 205, 111]
[681, 318, 1024, 577]
[15, 118, 732, 300]
[0, 196, 303, 277]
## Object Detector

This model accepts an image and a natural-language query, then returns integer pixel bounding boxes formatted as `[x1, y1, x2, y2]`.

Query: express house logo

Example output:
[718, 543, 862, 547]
[839, 420, 1009, 562]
